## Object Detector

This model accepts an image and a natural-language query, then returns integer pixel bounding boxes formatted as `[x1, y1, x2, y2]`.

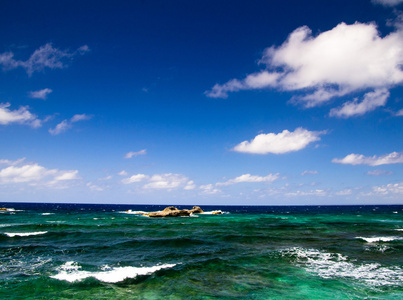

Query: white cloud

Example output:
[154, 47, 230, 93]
[71, 114, 92, 123]
[372, 182, 403, 195]
[54, 170, 80, 181]
[206, 21, 403, 113]
[286, 189, 327, 197]
[329, 89, 389, 118]
[87, 182, 105, 192]
[233, 128, 324, 154]
[49, 119, 71, 135]
[367, 169, 393, 176]
[332, 151, 403, 166]
[0, 43, 90, 76]
[124, 149, 147, 159]
[396, 108, 403, 116]
[118, 170, 128, 176]
[0, 103, 41, 128]
[301, 170, 318, 176]
[143, 173, 189, 190]
[122, 172, 194, 191]
[0, 162, 80, 187]
[29, 88, 53, 100]
[372, 0, 403, 6]
[199, 184, 221, 194]
[335, 189, 353, 196]
[217, 173, 279, 186]
[49, 114, 92, 135]
[184, 180, 196, 190]
[0, 157, 26, 166]
[121, 174, 149, 184]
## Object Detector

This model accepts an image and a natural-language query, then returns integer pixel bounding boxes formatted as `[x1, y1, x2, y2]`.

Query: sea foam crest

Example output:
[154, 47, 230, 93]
[282, 247, 403, 286]
[51, 261, 176, 283]
[4, 231, 48, 237]
[356, 236, 403, 243]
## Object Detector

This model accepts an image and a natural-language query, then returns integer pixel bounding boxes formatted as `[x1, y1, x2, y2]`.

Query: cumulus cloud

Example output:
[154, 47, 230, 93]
[206, 21, 403, 113]
[71, 114, 92, 123]
[121, 174, 149, 184]
[233, 128, 324, 154]
[0, 161, 80, 187]
[199, 184, 221, 194]
[332, 151, 403, 166]
[49, 114, 92, 135]
[396, 108, 403, 116]
[124, 149, 147, 159]
[0, 43, 90, 76]
[372, 182, 403, 195]
[217, 173, 279, 186]
[335, 189, 353, 196]
[0, 102, 41, 128]
[87, 182, 105, 192]
[372, 0, 403, 6]
[329, 89, 389, 118]
[143, 173, 189, 189]
[121, 173, 193, 190]
[29, 88, 53, 100]
[184, 180, 196, 190]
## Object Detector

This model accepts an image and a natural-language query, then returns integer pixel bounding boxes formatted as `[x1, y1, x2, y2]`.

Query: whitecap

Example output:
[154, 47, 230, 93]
[201, 210, 227, 215]
[4, 231, 48, 237]
[356, 236, 402, 243]
[396, 229, 403, 231]
[51, 261, 176, 283]
[119, 210, 147, 215]
[41, 213, 54, 215]
[281, 247, 403, 286]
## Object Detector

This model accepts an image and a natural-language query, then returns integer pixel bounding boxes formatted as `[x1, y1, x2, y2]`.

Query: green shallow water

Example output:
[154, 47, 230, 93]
[0, 204, 402, 299]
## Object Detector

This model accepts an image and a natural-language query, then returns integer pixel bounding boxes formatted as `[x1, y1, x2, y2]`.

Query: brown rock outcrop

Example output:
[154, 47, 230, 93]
[144, 206, 204, 218]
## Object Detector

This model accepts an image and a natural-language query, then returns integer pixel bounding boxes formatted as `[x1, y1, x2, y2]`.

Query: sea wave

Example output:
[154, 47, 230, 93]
[4, 231, 48, 237]
[51, 261, 176, 283]
[356, 236, 402, 243]
[281, 247, 403, 286]
[41, 213, 54, 215]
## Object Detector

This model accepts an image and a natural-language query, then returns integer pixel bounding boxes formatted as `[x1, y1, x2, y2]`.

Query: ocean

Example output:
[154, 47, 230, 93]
[0, 203, 402, 299]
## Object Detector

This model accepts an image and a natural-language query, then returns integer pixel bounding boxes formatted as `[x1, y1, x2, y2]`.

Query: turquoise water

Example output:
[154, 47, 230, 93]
[0, 203, 402, 299]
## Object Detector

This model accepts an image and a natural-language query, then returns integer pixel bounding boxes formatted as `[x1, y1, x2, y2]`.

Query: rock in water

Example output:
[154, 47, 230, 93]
[191, 206, 204, 214]
[144, 206, 204, 218]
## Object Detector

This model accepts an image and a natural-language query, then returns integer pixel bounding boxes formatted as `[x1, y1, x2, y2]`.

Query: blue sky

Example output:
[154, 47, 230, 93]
[1, 0, 403, 205]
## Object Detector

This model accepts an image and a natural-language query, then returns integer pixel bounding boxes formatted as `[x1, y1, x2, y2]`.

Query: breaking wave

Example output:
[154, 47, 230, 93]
[51, 261, 176, 283]
[281, 247, 403, 286]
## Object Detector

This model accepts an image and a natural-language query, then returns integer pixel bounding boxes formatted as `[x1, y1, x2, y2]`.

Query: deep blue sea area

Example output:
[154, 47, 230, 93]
[1, 203, 402, 299]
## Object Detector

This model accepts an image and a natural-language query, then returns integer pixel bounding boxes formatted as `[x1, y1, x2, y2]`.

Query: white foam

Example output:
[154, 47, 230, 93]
[120, 210, 147, 215]
[41, 213, 54, 215]
[201, 210, 227, 215]
[281, 247, 403, 286]
[4, 231, 48, 237]
[356, 236, 402, 243]
[51, 261, 176, 283]
[396, 229, 403, 231]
